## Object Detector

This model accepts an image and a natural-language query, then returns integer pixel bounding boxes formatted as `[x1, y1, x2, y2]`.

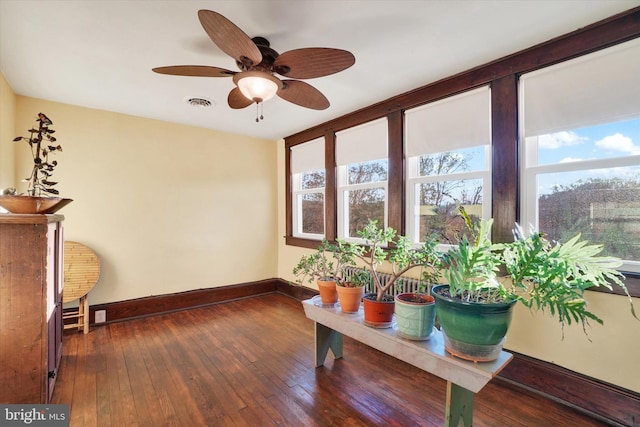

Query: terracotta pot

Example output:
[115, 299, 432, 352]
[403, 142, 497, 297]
[362, 293, 395, 328]
[336, 285, 364, 313]
[316, 279, 338, 304]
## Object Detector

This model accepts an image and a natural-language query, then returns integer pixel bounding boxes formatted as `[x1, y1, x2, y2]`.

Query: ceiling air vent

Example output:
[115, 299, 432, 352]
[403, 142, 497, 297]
[186, 97, 213, 108]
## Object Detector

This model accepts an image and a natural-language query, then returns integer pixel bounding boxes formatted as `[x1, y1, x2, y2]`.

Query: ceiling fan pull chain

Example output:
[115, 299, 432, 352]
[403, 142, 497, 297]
[255, 101, 265, 122]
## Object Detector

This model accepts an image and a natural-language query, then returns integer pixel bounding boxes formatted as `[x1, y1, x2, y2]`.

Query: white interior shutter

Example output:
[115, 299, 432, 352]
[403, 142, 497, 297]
[405, 86, 491, 157]
[291, 137, 324, 173]
[335, 118, 388, 166]
[521, 37, 640, 137]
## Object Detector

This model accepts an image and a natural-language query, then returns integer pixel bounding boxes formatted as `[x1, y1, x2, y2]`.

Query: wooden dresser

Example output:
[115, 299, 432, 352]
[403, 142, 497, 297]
[0, 214, 64, 403]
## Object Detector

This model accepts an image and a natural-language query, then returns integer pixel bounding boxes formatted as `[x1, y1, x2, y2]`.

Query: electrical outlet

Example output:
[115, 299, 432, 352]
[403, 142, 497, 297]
[95, 310, 106, 323]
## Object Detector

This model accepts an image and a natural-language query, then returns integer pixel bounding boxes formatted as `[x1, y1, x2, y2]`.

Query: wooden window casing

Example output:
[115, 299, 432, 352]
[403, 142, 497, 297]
[284, 7, 640, 296]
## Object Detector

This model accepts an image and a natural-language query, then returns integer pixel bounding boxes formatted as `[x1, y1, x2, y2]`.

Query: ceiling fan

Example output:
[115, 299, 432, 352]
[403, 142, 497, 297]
[153, 10, 355, 120]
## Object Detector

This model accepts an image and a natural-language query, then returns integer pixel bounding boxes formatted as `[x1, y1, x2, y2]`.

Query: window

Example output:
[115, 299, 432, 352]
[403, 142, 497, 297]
[405, 86, 492, 245]
[291, 138, 325, 239]
[520, 38, 640, 273]
[336, 118, 388, 240]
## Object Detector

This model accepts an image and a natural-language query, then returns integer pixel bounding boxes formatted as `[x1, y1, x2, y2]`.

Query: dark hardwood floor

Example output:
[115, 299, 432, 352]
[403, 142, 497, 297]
[53, 293, 610, 426]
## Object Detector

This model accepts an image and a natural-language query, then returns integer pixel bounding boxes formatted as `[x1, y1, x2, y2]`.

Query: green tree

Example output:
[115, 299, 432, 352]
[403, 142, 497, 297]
[539, 177, 640, 260]
[347, 161, 387, 237]
[418, 152, 482, 243]
[300, 171, 325, 234]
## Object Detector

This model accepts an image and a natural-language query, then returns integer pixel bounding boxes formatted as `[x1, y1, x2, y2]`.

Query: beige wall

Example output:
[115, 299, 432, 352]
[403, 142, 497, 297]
[507, 292, 640, 393]
[12, 96, 279, 305]
[3, 72, 638, 394]
[0, 72, 15, 190]
[275, 140, 640, 394]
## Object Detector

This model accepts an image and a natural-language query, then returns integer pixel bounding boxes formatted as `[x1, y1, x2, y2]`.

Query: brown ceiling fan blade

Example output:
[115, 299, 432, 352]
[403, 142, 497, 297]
[277, 80, 329, 110]
[273, 48, 355, 79]
[152, 65, 236, 77]
[198, 10, 262, 67]
[228, 87, 254, 109]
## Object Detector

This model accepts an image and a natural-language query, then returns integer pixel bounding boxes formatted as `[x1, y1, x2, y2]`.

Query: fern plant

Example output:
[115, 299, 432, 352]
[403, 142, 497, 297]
[443, 207, 637, 333]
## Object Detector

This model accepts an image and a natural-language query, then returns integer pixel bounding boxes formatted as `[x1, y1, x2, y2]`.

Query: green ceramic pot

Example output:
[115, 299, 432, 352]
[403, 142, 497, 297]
[432, 284, 517, 361]
[394, 293, 436, 340]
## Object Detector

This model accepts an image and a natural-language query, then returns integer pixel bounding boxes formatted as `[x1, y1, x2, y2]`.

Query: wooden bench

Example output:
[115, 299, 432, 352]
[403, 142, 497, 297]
[302, 298, 513, 427]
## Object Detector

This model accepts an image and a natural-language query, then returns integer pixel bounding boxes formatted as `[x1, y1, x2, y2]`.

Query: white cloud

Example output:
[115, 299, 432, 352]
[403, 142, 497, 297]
[558, 157, 583, 163]
[538, 131, 586, 149]
[595, 133, 640, 155]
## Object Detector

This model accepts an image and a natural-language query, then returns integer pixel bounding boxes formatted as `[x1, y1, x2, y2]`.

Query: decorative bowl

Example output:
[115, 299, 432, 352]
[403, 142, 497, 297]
[0, 195, 73, 214]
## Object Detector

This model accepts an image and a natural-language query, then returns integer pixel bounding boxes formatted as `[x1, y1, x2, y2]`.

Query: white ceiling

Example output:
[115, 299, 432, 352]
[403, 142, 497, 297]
[1, 0, 638, 141]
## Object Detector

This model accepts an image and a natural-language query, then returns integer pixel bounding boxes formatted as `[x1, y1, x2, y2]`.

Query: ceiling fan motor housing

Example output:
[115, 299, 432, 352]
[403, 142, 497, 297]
[236, 37, 285, 74]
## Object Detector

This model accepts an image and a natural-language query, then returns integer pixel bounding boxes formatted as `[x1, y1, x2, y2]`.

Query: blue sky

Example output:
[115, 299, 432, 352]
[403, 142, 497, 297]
[538, 118, 640, 164]
[534, 118, 640, 196]
[424, 117, 640, 199]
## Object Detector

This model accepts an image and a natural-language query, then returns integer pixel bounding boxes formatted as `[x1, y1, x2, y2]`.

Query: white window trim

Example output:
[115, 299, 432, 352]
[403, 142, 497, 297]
[291, 171, 325, 240]
[337, 164, 388, 242]
[405, 147, 492, 245]
[519, 38, 640, 273]
[520, 139, 640, 274]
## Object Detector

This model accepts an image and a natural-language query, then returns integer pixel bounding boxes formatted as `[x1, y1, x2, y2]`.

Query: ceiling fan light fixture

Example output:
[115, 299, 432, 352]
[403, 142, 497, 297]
[233, 71, 282, 103]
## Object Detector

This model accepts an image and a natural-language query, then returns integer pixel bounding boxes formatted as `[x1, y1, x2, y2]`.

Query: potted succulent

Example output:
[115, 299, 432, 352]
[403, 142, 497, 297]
[434, 208, 638, 362]
[349, 220, 443, 328]
[0, 113, 72, 214]
[293, 239, 357, 305]
[336, 268, 370, 313]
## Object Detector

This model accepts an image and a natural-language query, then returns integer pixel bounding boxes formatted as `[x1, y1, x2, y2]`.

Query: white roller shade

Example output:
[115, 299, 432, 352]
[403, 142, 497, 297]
[521, 37, 640, 137]
[405, 86, 491, 157]
[335, 118, 388, 166]
[291, 137, 324, 173]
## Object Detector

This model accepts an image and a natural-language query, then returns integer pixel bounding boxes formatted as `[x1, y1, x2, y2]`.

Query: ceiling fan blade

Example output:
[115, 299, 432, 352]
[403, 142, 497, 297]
[198, 10, 262, 67]
[228, 87, 253, 109]
[273, 48, 355, 79]
[277, 80, 329, 110]
[152, 65, 236, 77]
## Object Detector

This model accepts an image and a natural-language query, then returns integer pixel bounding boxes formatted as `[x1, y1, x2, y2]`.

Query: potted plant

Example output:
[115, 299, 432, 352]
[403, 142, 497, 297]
[395, 284, 437, 341]
[0, 113, 72, 214]
[349, 220, 443, 328]
[433, 207, 638, 362]
[293, 239, 356, 305]
[336, 268, 370, 313]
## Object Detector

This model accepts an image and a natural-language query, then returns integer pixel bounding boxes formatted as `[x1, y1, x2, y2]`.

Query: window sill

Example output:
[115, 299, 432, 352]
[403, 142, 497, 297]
[285, 235, 324, 250]
[588, 272, 640, 299]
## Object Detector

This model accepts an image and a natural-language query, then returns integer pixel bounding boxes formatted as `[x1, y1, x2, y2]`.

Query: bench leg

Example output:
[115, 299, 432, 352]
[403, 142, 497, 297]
[314, 322, 343, 367]
[445, 381, 475, 427]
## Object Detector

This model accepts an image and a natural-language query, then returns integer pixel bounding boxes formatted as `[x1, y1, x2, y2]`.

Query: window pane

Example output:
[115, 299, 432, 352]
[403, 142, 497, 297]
[348, 160, 388, 184]
[347, 188, 385, 238]
[416, 180, 482, 243]
[299, 192, 324, 235]
[419, 149, 485, 176]
[537, 168, 640, 260]
[301, 170, 325, 190]
[534, 118, 640, 166]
